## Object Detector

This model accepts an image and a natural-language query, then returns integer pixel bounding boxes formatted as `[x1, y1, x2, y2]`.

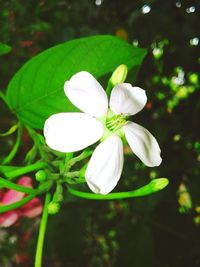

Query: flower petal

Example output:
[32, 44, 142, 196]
[64, 71, 108, 117]
[44, 112, 104, 152]
[0, 211, 19, 227]
[85, 135, 124, 195]
[0, 190, 4, 202]
[123, 122, 162, 167]
[110, 83, 147, 115]
[2, 190, 25, 205]
[18, 176, 33, 187]
[2, 177, 33, 205]
[21, 198, 43, 218]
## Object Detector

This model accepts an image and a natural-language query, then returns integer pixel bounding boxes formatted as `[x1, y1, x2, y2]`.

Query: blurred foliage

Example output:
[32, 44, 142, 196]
[0, 0, 200, 267]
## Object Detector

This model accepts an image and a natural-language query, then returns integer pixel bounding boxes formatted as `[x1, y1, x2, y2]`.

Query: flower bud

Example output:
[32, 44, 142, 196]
[178, 183, 192, 213]
[151, 178, 169, 191]
[189, 73, 198, 84]
[35, 170, 47, 182]
[110, 64, 128, 86]
[48, 202, 60, 215]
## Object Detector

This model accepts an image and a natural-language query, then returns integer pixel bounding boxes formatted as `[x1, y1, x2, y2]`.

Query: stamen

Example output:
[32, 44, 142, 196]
[106, 114, 127, 132]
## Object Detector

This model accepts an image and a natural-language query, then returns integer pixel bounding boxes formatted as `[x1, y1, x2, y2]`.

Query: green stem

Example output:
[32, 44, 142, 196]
[66, 171, 80, 178]
[0, 176, 40, 194]
[67, 178, 169, 200]
[62, 153, 73, 175]
[2, 123, 22, 165]
[0, 176, 53, 195]
[0, 181, 53, 214]
[35, 193, 51, 267]
[65, 177, 85, 185]
[24, 145, 37, 165]
[0, 195, 35, 213]
[0, 123, 19, 137]
[106, 80, 113, 97]
[68, 149, 92, 167]
[26, 126, 46, 160]
[3, 161, 47, 180]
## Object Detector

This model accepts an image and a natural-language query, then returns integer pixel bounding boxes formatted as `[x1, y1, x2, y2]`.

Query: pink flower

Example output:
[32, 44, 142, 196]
[0, 176, 43, 227]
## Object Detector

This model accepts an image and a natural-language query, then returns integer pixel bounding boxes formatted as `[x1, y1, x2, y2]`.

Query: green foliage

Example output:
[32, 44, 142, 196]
[0, 42, 11, 56]
[6, 35, 146, 129]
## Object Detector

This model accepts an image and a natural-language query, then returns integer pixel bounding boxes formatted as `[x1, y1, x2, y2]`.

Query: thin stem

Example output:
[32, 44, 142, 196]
[68, 149, 92, 168]
[24, 145, 37, 164]
[35, 193, 51, 267]
[65, 177, 85, 185]
[0, 122, 19, 137]
[0, 195, 35, 213]
[26, 126, 47, 161]
[2, 123, 22, 165]
[67, 178, 169, 200]
[0, 176, 40, 194]
[66, 171, 80, 178]
[3, 161, 47, 180]
[62, 153, 73, 175]
[0, 176, 53, 195]
[0, 181, 52, 214]
[105, 80, 113, 97]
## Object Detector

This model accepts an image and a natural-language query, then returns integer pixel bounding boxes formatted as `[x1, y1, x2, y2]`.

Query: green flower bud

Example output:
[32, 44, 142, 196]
[106, 65, 128, 96]
[178, 183, 192, 212]
[48, 201, 60, 215]
[150, 178, 169, 192]
[35, 170, 47, 182]
[110, 64, 128, 86]
[189, 73, 198, 84]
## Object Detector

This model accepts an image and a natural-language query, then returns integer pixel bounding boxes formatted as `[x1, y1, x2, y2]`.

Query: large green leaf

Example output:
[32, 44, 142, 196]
[0, 43, 11, 56]
[6, 35, 146, 129]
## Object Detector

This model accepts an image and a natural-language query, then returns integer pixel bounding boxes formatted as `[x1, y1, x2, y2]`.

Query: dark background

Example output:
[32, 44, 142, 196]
[0, 0, 200, 266]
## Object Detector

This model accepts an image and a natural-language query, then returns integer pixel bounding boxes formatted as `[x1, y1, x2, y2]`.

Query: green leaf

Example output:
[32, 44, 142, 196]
[0, 42, 11, 56]
[67, 178, 169, 200]
[6, 35, 147, 129]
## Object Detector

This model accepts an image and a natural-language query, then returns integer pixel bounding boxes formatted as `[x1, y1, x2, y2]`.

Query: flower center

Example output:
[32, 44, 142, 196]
[106, 114, 127, 132]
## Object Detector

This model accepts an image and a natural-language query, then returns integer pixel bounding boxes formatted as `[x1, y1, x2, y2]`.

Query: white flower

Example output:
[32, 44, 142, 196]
[44, 71, 162, 194]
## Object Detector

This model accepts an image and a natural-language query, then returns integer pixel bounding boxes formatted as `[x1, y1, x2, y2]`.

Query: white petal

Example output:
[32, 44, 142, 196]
[123, 122, 162, 167]
[110, 83, 147, 115]
[44, 112, 104, 153]
[85, 135, 124, 195]
[64, 71, 108, 118]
